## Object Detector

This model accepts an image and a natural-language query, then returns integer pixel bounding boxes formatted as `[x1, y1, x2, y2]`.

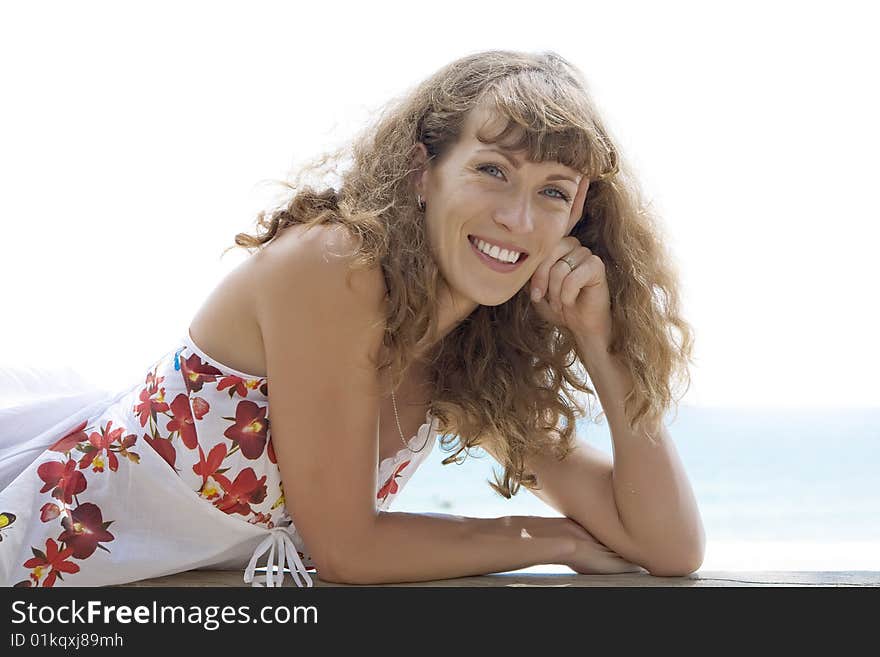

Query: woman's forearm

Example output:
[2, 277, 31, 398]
[320, 512, 574, 585]
[576, 335, 706, 574]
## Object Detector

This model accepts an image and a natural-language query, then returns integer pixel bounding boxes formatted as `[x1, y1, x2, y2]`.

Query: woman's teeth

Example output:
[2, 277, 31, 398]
[470, 237, 522, 264]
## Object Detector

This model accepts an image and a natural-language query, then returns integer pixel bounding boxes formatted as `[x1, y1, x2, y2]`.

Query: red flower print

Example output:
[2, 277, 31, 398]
[166, 394, 198, 449]
[213, 468, 268, 516]
[191, 396, 210, 419]
[144, 434, 177, 470]
[37, 459, 87, 504]
[23, 538, 80, 587]
[377, 460, 410, 503]
[193, 443, 228, 494]
[134, 378, 170, 427]
[145, 371, 163, 393]
[40, 503, 61, 523]
[77, 420, 134, 473]
[259, 380, 269, 397]
[179, 353, 222, 393]
[217, 375, 248, 398]
[118, 433, 140, 464]
[49, 420, 88, 454]
[247, 512, 274, 529]
[267, 438, 277, 464]
[58, 502, 115, 559]
[223, 400, 269, 459]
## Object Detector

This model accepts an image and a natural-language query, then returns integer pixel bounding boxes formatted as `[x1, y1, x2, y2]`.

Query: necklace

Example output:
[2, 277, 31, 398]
[389, 388, 411, 451]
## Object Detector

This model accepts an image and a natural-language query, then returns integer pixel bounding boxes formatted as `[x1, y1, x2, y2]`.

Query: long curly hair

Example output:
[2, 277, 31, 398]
[229, 49, 695, 499]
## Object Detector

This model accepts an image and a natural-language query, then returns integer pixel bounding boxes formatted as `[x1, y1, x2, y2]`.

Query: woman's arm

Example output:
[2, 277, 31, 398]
[253, 226, 574, 584]
[324, 512, 573, 584]
[574, 335, 705, 576]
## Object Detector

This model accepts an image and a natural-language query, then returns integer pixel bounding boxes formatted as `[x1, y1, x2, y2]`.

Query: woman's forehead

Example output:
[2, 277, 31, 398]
[458, 102, 585, 176]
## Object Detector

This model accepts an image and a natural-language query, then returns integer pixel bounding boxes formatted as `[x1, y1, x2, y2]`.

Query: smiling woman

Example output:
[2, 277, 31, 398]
[232, 51, 693, 497]
[228, 50, 700, 573]
[0, 49, 700, 588]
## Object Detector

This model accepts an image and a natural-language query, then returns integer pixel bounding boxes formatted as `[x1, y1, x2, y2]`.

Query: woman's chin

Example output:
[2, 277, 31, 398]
[471, 289, 521, 308]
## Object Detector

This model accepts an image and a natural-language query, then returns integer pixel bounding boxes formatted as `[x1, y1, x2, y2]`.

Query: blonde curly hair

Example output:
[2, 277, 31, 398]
[228, 49, 695, 499]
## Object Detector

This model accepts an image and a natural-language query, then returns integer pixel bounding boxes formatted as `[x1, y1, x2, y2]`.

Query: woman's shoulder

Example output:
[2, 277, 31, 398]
[252, 222, 387, 310]
[253, 221, 356, 264]
[189, 223, 388, 381]
[254, 220, 392, 399]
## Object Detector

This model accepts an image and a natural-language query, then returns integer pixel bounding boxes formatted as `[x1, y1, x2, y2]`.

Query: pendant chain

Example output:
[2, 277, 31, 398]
[390, 388, 411, 451]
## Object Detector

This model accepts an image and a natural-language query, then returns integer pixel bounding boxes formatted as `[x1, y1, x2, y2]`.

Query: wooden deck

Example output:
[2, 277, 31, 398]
[117, 569, 880, 587]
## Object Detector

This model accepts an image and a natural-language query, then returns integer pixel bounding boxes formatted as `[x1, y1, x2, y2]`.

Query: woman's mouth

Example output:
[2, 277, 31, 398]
[467, 235, 527, 273]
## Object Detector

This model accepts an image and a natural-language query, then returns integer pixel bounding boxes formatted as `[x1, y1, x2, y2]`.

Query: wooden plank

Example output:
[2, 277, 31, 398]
[116, 570, 880, 587]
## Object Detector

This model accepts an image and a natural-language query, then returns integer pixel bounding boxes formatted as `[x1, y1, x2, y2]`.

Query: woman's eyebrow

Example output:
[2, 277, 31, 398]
[474, 148, 579, 184]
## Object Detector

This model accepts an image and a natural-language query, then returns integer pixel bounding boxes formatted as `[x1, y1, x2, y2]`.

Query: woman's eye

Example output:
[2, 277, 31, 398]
[545, 188, 571, 202]
[477, 164, 570, 203]
[477, 163, 504, 179]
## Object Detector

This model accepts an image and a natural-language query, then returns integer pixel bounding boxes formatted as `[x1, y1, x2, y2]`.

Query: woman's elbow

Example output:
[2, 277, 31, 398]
[313, 549, 379, 585]
[646, 550, 704, 577]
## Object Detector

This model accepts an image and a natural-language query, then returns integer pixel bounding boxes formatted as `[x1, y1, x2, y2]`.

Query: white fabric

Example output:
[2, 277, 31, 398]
[0, 365, 120, 492]
[0, 342, 438, 588]
[244, 526, 314, 587]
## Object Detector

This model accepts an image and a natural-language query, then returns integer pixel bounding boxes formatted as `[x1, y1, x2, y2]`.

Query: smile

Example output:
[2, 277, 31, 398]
[467, 235, 528, 272]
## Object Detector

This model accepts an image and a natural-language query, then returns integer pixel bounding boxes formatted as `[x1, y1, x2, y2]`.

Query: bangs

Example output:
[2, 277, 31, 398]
[474, 76, 619, 181]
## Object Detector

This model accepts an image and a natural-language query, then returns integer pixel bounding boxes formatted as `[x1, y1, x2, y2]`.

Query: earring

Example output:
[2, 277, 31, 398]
[417, 194, 425, 212]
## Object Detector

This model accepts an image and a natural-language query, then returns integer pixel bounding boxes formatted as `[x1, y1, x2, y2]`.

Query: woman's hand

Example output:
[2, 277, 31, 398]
[529, 236, 613, 345]
[527, 175, 613, 343]
[558, 517, 644, 575]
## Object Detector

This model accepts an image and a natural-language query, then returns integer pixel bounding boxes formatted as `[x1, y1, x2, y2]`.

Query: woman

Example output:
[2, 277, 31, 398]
[0, 49, 704, 587]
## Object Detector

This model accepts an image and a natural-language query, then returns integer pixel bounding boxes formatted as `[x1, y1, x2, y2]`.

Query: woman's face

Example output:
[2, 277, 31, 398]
[416, 102, 586, 311]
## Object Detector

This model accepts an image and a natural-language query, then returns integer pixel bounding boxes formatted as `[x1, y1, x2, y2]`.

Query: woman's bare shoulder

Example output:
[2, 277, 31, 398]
[251, 222, 386, 304]
[256, 221, 391, 382]
[187, 223, 385, 379]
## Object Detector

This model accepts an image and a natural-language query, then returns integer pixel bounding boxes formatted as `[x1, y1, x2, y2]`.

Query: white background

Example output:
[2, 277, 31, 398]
[1, 0, 877, 409]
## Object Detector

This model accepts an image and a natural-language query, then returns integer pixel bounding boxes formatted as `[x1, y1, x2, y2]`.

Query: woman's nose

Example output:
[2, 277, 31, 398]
[492, 194, 534, 234]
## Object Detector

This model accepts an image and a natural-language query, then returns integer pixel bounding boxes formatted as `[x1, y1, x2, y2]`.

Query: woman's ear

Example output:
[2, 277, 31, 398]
[412, 142, 430, 196]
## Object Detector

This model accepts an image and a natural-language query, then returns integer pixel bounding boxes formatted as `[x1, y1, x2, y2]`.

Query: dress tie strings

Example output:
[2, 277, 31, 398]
[243, 526, 314, 588]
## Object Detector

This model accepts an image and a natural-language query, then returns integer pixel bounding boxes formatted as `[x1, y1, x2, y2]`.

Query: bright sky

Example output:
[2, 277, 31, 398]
[1, 1, 877, 408]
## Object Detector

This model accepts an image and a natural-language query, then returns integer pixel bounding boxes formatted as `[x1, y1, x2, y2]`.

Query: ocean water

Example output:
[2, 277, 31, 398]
[393, 406, 880, 572]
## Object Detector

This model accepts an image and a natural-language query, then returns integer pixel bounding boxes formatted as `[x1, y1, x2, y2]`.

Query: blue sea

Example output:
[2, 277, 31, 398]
[393, 406, 880, 572]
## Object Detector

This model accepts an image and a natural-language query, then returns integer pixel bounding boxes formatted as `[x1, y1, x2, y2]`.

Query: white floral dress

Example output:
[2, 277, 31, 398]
[0, 328, 438, 587]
